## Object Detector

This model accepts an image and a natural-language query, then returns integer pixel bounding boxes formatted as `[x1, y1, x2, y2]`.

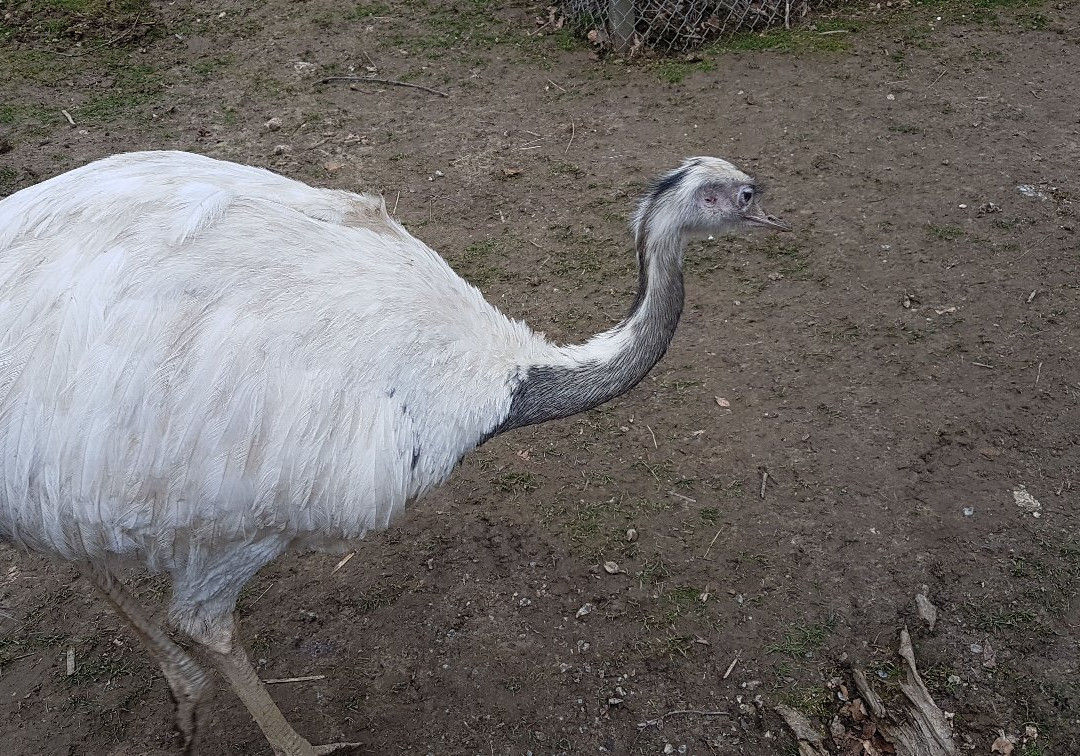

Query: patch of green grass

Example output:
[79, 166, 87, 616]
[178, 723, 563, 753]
[780, 685, 832, 718]
[1018, 12, 1049, 30]
[490, 470, 539, 494]
[927, 224, 965, 240]
[664, 585, 706, 622]
[653, 59, 716, 85]
[66, 648, 140, 685]
[767, 618, 836, 658]
[392, 0, 504, 52]
[552, 28, 581, 51]
[1019, 742, 1048, 756]
[638, 556, 671, 586]
[450, 238, 511, 286]
[346, 2, 392, 20]
[633, 460, 678, 489]
[0, 102, 56, 128]
[544, 497, 628, 556]
[0, 166, 18, 194]
[659, 633, 695, 658]
[719, 20, 857, 53]
[754, 237, 811, 279]
[75, 63, 163, 123]
[972, 608, 1038, 633]
[13, 0, 150, 43]
[354, 582, 406, 614]
[190, 55, 236, 76]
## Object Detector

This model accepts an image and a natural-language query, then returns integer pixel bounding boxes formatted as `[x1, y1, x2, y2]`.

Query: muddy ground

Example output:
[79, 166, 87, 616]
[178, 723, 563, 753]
[1, 0, 1078, 754]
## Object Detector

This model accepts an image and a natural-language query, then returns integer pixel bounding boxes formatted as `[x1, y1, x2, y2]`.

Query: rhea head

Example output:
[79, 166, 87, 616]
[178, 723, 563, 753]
[633, 156, 791, 247]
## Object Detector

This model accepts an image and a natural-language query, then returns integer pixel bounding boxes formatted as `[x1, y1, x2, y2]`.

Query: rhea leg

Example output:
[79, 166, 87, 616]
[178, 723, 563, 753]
[192, 614, 361, 756]
[85, 565, 211, 753]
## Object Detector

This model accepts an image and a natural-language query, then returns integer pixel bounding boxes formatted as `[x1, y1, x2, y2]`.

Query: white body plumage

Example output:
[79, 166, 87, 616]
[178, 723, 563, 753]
[0, 150, 788, 754]
[0, 151, 555, 629]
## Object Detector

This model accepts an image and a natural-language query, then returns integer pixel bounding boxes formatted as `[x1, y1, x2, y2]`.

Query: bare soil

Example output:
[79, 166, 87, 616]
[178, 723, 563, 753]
[1, 1, 1078, 754]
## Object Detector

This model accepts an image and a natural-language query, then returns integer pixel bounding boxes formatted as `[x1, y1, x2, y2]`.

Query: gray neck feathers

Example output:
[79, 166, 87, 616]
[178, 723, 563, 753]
[493, 217, 685, 436]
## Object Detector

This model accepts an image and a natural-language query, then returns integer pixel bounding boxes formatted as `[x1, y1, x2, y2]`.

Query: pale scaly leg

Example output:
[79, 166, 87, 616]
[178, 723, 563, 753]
[193, 614, 362, 756]
[85, 565, 211, 753]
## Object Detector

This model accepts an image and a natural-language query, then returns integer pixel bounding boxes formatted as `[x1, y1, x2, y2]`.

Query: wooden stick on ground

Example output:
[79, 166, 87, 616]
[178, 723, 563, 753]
[321, 77, 449, 97]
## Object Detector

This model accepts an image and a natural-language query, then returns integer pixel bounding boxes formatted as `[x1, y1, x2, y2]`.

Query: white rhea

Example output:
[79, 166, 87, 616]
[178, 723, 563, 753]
[0, 151, 789, 755]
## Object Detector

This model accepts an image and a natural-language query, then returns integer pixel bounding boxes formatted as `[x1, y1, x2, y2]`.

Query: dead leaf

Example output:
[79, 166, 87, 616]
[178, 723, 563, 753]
[991, 732, 1016, 755]
[982, 641, 997, 668]
[841, 697, 869, 722]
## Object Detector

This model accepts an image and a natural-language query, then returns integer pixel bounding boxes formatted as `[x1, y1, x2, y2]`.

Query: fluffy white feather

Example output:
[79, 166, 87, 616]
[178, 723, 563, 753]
[0, 151, 555, 631]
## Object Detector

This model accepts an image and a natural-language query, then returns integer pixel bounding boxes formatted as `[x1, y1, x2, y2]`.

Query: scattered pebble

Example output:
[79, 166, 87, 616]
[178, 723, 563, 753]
[1013, 485, 1042, 517]
[264, 117, 283, 131]
[576, 603, 594, 619]
[963, 506, 974, 517]
[1017, 184, 1049, 201]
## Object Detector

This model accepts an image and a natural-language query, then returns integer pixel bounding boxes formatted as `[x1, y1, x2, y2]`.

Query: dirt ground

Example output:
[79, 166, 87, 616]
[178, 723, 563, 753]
[1, 0, 1078, 754]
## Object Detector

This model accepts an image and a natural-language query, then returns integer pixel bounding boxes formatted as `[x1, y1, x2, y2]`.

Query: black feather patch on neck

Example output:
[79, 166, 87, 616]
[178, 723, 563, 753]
[649, 165, 691, 198]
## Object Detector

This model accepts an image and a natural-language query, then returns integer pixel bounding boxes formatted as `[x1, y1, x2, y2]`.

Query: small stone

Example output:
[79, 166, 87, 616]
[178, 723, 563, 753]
[575, 603, 594, 619]
[603, 561, 621, 574]
[271, 144, 290, 155]
[264, 117, 283, 131]
[625, 528, 638, 543]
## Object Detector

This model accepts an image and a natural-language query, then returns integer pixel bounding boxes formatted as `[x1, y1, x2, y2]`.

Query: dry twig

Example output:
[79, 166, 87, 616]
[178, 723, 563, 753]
[722, 652, 740, 679]
[636, 708, 728, 730]
[331, 551, 356, 574]
[40, 13, 144, 58]
[321, 76, 449, 97]
[263, 674, 327, 684]
[703, 529, 723, 558]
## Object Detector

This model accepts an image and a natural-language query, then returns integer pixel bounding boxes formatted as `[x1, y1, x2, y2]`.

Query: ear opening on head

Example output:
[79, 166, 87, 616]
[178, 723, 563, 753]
[697, 184, 721, 209]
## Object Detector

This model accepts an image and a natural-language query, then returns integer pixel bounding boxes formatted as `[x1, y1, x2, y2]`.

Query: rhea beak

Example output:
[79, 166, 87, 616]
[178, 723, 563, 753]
[742, 206, 792, 231]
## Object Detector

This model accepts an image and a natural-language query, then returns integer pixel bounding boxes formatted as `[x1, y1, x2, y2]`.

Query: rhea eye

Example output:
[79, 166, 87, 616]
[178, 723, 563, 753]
[738, 186, 755, 206]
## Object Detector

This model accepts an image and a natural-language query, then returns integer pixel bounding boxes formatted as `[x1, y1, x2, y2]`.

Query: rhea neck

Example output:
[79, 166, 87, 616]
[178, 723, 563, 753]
[494, 214, 686, 435]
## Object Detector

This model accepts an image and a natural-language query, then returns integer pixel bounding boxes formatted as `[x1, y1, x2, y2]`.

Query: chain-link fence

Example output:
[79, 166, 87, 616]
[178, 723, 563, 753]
[559, 0, 814, 54]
